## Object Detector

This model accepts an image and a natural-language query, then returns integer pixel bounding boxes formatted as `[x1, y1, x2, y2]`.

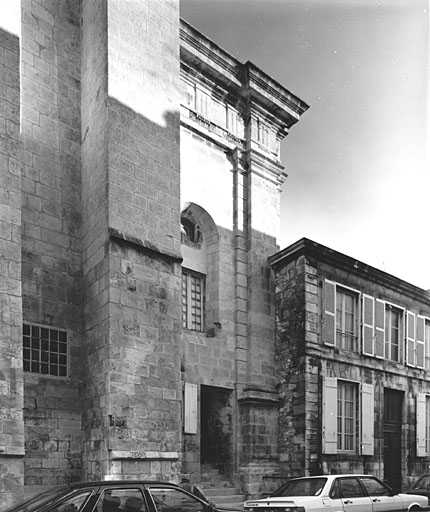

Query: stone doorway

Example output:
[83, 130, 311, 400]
[200, 385, 233, 477]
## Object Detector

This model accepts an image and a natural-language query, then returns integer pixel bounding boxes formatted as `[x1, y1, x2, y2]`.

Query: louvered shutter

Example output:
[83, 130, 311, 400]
[406, 311, 416, 366]
[361, 383, 374, 455]
[362, 295, 375, 356]
[416, 394, 427, 457]
[323, 280, 336, 346]
[184, 383, 198, 434]
[322, 377, 338, 454]
[374, 299, 385, 358]
[416, 316, 425, 369]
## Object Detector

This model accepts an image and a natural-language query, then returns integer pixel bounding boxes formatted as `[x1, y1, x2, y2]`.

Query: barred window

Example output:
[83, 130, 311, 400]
[23, 324, 68, 377]
[182, 270, 205, 332]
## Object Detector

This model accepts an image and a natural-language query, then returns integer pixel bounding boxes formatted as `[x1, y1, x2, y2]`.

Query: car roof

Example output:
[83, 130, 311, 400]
[286, 475, 377, 479]
[68, 481, 186, 489]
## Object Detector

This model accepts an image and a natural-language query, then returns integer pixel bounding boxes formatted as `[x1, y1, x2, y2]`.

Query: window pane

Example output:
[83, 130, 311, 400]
[340, 478, 365, 498]
[335, 289, 356, 351]
[182, 271, 205, 332]
[23, 324, 68, 377]
[149, 487, 205, 512]
[337, 381, 357, 452]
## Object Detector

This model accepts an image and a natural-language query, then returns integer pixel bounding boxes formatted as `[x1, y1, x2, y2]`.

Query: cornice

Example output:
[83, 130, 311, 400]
[180, 19, 309, 131]
[109, 228, 183, 265]
[269, 238, 430, 304]
[242, 62, 310, 125]
[245, 147, 288, 187]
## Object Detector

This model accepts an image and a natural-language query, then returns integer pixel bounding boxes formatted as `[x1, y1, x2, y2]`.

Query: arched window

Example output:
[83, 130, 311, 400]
[181, 215, 202, 247]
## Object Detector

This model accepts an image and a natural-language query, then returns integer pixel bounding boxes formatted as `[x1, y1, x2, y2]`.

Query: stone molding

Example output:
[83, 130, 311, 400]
[110, 450, 179, 461]
[109, 228, 183, 264]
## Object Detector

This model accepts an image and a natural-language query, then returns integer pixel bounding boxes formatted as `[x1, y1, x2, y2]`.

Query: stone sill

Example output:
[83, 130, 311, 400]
[0, 447, 25, 457]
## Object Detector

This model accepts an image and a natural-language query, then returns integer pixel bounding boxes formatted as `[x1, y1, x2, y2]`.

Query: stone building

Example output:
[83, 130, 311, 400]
[0, 0, 309, 508]
[3, 2, 428, 510]
[269, 238, 430, 492]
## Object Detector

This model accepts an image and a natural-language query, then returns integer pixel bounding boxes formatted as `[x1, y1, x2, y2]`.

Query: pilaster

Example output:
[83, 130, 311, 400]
[0, 9, 24, 508]
[81, 0, 182, 480]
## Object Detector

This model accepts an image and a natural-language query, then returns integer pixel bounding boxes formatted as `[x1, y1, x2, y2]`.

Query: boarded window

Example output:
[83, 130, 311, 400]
[323, 280, 336, 346]
[184, 383, 198, 434]
[362, 295, 375, 356]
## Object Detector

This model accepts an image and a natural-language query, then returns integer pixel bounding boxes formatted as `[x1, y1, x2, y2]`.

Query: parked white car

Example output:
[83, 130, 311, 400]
[244, 474, 429, 512]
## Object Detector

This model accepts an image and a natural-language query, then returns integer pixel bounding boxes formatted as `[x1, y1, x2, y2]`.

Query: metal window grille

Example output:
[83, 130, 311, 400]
[23, 323, 68, 377]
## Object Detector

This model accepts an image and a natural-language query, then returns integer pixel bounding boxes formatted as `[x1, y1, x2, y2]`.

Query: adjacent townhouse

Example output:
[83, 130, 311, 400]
[269, 238, 430, 492]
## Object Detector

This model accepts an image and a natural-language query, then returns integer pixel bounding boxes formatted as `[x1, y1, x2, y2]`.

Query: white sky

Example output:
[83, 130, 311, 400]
[181, 0, 430, 290]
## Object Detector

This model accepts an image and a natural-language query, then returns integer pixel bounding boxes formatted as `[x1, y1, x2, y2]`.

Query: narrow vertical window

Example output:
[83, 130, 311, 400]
[337, 381, 357, 452]
[182, 270, 205, 332]
[425, 320, 430, 371]
[385, 306, 401, 362]
[426, 396, 430, 455]
[336, 289, 357, 351]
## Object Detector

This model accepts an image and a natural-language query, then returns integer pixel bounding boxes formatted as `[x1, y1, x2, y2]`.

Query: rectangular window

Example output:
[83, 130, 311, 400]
[23, 323, 68, 377]
[427, 396, 430, 455]
[337, 381, 358, 452]
[336, 288, 357, 351]
[426, 320, 430, 371]
[182, 270, 205, 332]
[195, 88, 211, 119]
[323, 280, 359, 351]
[385, 306, 401, 362]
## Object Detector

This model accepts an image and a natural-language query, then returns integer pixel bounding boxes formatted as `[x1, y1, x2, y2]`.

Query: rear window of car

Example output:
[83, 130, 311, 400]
[271, 478, 327, 497]
[5, 488, 88, 512]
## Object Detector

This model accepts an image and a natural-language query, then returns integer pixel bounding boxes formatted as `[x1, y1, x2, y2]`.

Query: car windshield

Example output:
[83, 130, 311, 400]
[4, 487, 72, 512]
[414, 476, 430, 490]
[271, 478, 327, 497]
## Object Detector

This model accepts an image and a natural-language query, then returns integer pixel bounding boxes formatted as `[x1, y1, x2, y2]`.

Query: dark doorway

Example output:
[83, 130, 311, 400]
[383, 389, 403, 491]
[200, 385, 233, 476]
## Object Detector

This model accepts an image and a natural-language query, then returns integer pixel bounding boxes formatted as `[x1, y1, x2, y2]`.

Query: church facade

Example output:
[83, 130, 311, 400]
[0, 1, 308, 508]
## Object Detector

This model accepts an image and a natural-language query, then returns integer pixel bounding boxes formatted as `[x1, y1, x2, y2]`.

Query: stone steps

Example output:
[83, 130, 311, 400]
[200, 466, 245, 510]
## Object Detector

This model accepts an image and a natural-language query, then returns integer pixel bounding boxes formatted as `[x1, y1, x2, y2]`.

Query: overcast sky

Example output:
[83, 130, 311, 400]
[180, 0, 429, 290]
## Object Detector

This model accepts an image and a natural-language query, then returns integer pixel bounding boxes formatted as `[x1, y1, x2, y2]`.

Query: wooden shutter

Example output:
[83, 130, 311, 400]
[361, 383, 374, 455]
[406, 311, 416, 366]
[374, 299, 385, 358]
[362, 294, 375, 356]
[322, 377, 338, 454]
[416, 394, 427, 457]
[184, 383, 198, 434]
[323, 280, 336, 346]
[416, 316, 425, 369]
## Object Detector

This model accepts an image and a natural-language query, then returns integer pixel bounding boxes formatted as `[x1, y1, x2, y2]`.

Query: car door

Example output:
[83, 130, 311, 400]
[359, 476, 403, 512]
[336, 477, 373, 512]
[145, 486, 210, 512]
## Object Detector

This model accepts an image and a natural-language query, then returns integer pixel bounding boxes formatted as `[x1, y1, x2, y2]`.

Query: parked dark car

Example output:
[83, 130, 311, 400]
[407, 475, 430, 500]
[5, 480, 238, 512]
